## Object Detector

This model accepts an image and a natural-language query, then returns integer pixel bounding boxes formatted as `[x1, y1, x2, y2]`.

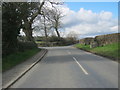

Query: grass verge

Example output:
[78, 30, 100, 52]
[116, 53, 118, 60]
[2, 48, 41, 72]
[75, 43, 120, 61]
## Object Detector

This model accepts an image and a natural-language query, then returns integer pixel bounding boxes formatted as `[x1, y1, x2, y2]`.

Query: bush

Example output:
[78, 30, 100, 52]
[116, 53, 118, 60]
[35, 36, 78, 47]
[48, 36, 61, 42]
[18, 41, 37, 52]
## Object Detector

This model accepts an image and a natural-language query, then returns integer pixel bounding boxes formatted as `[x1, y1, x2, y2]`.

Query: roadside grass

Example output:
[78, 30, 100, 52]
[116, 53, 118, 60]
[75, 43, 120, 61]
[2, 48, 41, 72]
[75, 44, 91, 51]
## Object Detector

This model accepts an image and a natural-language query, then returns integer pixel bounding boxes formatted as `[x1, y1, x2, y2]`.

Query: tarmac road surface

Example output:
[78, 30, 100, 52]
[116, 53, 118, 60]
[10, 46, 118, 88]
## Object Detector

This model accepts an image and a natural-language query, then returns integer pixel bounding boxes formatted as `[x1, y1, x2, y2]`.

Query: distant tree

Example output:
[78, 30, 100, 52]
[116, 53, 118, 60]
[66, 31, 79, 44]
[47, 8, 64, 38]
[32, 1, 64, 39]
[67, 31, 78, 39]
[36, 14, 51, 38]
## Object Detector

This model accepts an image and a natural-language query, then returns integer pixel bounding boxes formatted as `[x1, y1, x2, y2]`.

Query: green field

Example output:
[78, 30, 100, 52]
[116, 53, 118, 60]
[75, 43, 120, 61]
[3, 48, 41, 72]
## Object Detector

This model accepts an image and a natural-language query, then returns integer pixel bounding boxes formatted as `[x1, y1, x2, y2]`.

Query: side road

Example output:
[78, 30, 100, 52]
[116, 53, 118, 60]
[2, 49, 48, 89]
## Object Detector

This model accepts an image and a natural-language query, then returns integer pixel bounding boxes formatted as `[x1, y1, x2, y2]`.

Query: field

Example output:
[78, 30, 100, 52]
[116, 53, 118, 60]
[75, 43, 120, 61]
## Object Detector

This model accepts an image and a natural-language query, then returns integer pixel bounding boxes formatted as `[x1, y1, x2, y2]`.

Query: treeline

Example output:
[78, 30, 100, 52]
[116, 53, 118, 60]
[2, 1, 64, 56]
[34, 36, 79, 47]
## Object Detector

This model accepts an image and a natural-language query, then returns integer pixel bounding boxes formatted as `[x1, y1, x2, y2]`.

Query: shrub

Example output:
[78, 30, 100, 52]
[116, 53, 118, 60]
[18, 41, 37, 52]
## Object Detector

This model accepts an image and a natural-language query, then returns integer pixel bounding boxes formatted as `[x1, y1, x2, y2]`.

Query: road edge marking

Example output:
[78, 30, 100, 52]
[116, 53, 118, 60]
[73, 57, 88, 75]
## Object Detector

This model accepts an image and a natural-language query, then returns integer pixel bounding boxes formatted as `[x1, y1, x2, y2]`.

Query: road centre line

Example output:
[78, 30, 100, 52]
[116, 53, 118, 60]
[73, 57, 88, 75]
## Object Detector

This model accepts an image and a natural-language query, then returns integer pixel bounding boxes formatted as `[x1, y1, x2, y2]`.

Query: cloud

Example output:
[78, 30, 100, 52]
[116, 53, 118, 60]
[20, 5, 118, 38]
[61, 7, 118, 38]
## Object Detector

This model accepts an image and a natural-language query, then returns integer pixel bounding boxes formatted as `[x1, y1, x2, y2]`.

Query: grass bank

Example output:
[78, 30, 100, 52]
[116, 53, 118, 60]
[75, 43, 120, 61]
[3, 48, 41, 72]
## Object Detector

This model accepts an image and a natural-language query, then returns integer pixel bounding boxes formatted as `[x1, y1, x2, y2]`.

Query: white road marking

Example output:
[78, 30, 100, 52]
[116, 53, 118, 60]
[73, 57, 88, 75]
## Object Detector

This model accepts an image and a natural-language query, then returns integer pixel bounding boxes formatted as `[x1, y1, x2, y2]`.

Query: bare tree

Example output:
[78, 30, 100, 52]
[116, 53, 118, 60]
[23, 0, 64, 42]
[21, 0, 60, 41]
[67, 31, 79, 38]
[45, 7, 64, 38]
[21, 1, 45, 42]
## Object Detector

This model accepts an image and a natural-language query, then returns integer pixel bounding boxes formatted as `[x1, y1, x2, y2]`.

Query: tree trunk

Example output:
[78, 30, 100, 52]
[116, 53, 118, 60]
[23, 20, 33, 41]
[23, 28, 33, 42]
[43, 15, 48, 38]
[44, 26, 48, 38]
[55, 27, 60, 38]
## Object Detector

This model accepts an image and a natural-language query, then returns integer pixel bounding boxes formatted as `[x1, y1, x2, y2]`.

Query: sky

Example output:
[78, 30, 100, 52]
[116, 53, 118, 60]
[59, 2, 118, 38]
[64, 2, 118, 18]
[20, 2, 118, 39]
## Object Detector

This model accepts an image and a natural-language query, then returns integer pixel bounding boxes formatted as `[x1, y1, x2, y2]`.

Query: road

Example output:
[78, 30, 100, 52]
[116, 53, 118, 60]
[10, 46, 118, 88]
